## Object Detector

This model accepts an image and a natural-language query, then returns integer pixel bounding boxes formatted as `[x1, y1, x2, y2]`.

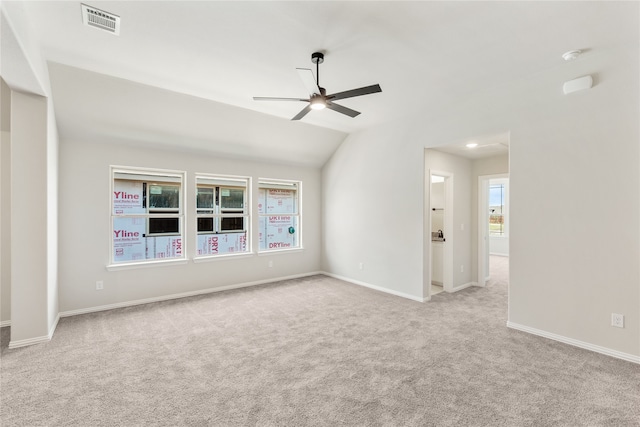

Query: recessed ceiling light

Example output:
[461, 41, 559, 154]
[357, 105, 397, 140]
[466, 142, 478, 148]
[562, 50, 582, 61]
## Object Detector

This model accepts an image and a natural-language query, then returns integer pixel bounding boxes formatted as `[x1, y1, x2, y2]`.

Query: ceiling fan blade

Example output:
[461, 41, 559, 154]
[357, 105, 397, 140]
[291, 104, 312, 121]
[253, 97, 308, 102]
[326, 101, 361, 118]
[327, 84, 382, 101]
[296, 68, 321, 96]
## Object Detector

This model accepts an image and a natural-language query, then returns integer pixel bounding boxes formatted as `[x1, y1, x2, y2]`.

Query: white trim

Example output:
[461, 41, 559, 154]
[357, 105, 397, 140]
[429, 170, 454, 294]
[48, 313, 60, 339]
[6, 313, 60, 348]
[106, 258, 189, 271]
[507, 321, 640, 364]
[322, 271, 426, 303]
[9, 334, 51, 349]
[0, 320, 11, 328]
[193, 253, 255, 263]
[257, 248, 304, 256]
[59, 271, 323, 318]
[450, 281, 477, 292]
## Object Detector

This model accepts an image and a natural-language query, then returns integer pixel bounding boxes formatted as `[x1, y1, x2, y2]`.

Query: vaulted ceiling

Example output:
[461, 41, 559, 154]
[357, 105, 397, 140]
[4, 1, 638, 166]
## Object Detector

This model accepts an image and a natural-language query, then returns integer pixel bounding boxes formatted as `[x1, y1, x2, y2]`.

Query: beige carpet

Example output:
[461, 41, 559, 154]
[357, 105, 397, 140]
[1, 267, 639, 426]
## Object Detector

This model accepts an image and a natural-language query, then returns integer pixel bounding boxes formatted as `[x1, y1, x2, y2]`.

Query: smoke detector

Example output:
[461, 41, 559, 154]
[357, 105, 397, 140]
[562, 50, 582, 61]
[81, 4, 120, 35]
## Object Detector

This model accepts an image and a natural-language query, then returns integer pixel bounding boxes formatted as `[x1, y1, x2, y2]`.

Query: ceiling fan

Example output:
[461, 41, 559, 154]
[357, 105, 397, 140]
[253, 52, 382, 121]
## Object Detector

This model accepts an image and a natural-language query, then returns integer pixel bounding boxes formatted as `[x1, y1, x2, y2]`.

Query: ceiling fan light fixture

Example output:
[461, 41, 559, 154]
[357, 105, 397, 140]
[310, 95, 326, 110]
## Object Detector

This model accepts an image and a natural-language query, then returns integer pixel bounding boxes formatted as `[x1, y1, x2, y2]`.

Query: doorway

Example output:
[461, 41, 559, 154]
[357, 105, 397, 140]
[477, 174, 509, 286]
[428, 170, 453, 297]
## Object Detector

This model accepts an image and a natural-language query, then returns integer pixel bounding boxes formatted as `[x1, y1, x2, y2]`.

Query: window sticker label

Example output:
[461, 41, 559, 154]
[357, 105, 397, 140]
[197, 232, 247, 255]
[147, 236, 183, 259]
[113, 180, 144, 214]
[265, 215, 296, 249]
[265, 189, 295, 214]
[113, 217, 146, 261]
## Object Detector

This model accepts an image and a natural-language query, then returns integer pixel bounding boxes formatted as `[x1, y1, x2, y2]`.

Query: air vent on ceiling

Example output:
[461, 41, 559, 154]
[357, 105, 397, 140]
[81, 4, 120, 35]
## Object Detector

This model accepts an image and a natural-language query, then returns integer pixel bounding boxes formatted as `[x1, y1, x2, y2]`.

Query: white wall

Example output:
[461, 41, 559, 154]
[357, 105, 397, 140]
[46, 97, 59, 328]
[58, 139, 322, 313]
[323, 43, 639, 358]
[1, 2, 64, 341]
[0, 131, 10, 325]
[322, 123, 425, 301]
[0, 79, 11, 325]
[10, 91, 50, 343]
[508, 45, 639, 357]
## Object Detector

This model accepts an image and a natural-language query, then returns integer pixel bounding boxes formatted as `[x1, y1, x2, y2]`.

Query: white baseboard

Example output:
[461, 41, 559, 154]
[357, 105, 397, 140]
[60, 271, 323, 318]
[450, 281, 477, 292]
[321, 271, 426, 303]
[507, 321, 640, 364]
[7, 313, 60, 349]
[0, 320, 11, 328]
[9, 334, 51, 349]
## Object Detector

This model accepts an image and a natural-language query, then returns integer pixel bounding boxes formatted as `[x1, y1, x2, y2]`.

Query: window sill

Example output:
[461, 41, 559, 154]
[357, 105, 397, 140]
[193, 253, 254, 263]
[106, 258, 188, 271]
[258, 248, 304, 256]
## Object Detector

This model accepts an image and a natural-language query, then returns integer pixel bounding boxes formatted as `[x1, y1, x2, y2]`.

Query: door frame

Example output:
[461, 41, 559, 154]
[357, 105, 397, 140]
[477, 173, 508, 286]
[429, 169, 454, 295]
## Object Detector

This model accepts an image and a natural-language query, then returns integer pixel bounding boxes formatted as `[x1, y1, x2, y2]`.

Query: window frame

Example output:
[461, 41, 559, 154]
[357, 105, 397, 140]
[258, 178, 302, 253]
[195, 174, 251, 259]
[109, 166, 186, 268]
[489, 180, 509, 237]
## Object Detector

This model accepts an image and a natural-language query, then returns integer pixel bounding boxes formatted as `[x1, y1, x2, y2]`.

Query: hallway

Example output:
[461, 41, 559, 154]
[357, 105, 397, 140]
[487, 255, 509, 288]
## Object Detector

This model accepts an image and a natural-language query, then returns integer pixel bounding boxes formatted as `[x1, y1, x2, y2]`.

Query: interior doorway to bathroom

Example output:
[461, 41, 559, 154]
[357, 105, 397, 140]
[429, 171, 453, 296]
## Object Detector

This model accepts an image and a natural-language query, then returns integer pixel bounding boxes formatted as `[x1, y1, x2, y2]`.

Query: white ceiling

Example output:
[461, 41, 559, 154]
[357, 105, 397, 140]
[432, 132, 509, 160]
[8, 1, 639, 165]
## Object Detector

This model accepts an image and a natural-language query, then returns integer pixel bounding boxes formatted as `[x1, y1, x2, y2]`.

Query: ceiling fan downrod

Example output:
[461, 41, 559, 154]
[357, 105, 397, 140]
[311, 52, 324, 88]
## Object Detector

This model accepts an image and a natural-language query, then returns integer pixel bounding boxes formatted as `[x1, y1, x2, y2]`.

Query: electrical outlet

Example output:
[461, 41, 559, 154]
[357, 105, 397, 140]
[96, 280, 104, 290]
[359, 262, 364, 270]
[460, 223, 464, 231]
[268, 260, 273, 268]
[611, 313, 624, 328]
[460, 265, 464, 273]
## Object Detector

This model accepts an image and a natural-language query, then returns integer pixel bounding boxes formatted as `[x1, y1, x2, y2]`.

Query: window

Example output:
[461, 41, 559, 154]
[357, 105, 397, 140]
[111, 167, 185, 265]
[489, 180, 508, 236]
[196, 175, 249, 257]
[258, 180, 301, 251]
